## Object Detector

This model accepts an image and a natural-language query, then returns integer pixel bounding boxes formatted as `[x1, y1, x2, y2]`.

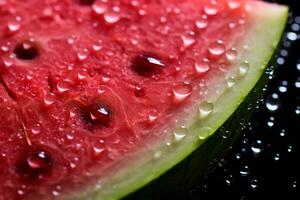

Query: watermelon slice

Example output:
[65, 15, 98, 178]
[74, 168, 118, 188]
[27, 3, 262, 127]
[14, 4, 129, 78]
[0, 0, 287, 200]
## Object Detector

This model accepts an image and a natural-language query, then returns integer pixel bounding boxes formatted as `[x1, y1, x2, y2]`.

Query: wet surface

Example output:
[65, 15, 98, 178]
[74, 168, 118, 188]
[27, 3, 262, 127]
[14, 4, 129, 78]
[187, 0, 300, 199]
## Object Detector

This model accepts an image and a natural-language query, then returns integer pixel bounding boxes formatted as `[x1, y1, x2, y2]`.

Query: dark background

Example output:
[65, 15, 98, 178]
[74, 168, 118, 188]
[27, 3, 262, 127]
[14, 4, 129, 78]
[186, 0, 300, 199]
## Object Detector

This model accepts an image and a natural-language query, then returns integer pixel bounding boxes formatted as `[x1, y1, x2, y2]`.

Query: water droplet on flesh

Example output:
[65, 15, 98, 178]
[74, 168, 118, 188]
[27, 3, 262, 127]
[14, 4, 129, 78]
[77, 49, 89, 61]
[104, 12, 120, 24]
[195, 16, 208, 29]
[172, 82, 193, 104]
[56, 80, 72, 93]
[227, 0, 241, 9]
[181, 34, 196, 48]
[226, 48, 238, 61]
[194, 59, 211, 75]
[92, 2, 107, 15]
[208, 40, 225, 57]
[44, 93, 56, 105]
[7, 21, 21, 32]
[204, 4, 218, 16]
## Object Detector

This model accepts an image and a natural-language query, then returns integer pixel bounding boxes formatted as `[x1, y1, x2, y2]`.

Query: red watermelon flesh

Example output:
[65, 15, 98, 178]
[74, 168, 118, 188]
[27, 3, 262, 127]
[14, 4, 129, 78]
[0, 0, 287, 200]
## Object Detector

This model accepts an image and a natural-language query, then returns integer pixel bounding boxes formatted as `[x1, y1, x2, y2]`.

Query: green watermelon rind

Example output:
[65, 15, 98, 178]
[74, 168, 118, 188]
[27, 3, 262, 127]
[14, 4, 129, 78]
[70, 3, 288, 200]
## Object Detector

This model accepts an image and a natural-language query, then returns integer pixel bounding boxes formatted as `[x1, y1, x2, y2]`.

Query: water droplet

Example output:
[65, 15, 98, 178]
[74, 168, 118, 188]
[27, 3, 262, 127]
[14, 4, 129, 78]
[295, 78, 300, 88]
[153, 151, 162, 159]
[225, 174, 233, 186]
[227, 0, 241, 9]
[7, 21, 21, 32]
[274, 153, 280, 161]
[208, 40, 225, 57]
[279, 129, 287, 137]
[92, 41, 103, 51]
[66, 132, 75, 140]
[287, 32, 297, 41]
[181, 34, 196, 48]
[278, 80, 288, 93]
[52, 190, 60, 197]
[277, 57, 285, 65]
[134, 85, 145, 97]
[240, 165, 250, 177]
[194, 59, 211, 75]
[104, 12, 120, 24]
[1, 44, 10, 52]
[92, 1, 107, 15]
[291, 23, 300, 32]
[226, 48, 238, 61]
[43, 93, 56, 105]
[26, 151, 52, 170]
[173, 128, 187, 142]
[250, 178, 258, 190]
[148, 110, 158, 124]
[291, 180, 297, 190]
[287, 145, 293, 153]
[17, 189, 26, 196]
[172, 82, 193, 104]
[2, 57, 14, 67]
[138, 9, 147, 16]
[78, 68, 89, 80]
[93, 140, 105, 156]
[31, 123, 41, 135]
[295, 106, 300, 115]
[236, 153, 241, 160]
[77, 49, 89, 61]
[67, 36, 76, 45]
[226, 77, 236, 88]
[265, 93, 280, 112]
[267, 116, 275, 128]
[204, 4, 218, 16]
[198, 127, 213, 140]
[195, 16, 208, 29]
[251, 140, 263, 156]
[221, 130, 230, 139]
[198, 101, 214, 119]
[56, 80, 72, 93]
[238, 61, 249, 77]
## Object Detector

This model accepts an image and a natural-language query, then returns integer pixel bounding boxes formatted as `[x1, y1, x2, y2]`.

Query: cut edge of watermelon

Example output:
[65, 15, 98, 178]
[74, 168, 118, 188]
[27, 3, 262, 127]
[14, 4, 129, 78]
[70, 2, 288, 200]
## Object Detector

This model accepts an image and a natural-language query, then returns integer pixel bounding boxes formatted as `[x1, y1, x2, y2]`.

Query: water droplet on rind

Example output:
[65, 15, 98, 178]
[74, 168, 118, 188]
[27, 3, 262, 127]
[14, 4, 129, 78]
[237, 61, 250, 77]
[173, 128, 187, 142]
[240, 165, 250, 177]
[198, 101, 214, 119]
[198, 127, 213, 140]
[226, 77, 236, 88]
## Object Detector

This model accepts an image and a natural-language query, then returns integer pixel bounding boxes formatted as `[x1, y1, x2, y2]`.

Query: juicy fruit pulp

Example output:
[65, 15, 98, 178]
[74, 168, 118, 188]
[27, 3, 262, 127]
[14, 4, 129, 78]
[0, 0, 287, 200]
